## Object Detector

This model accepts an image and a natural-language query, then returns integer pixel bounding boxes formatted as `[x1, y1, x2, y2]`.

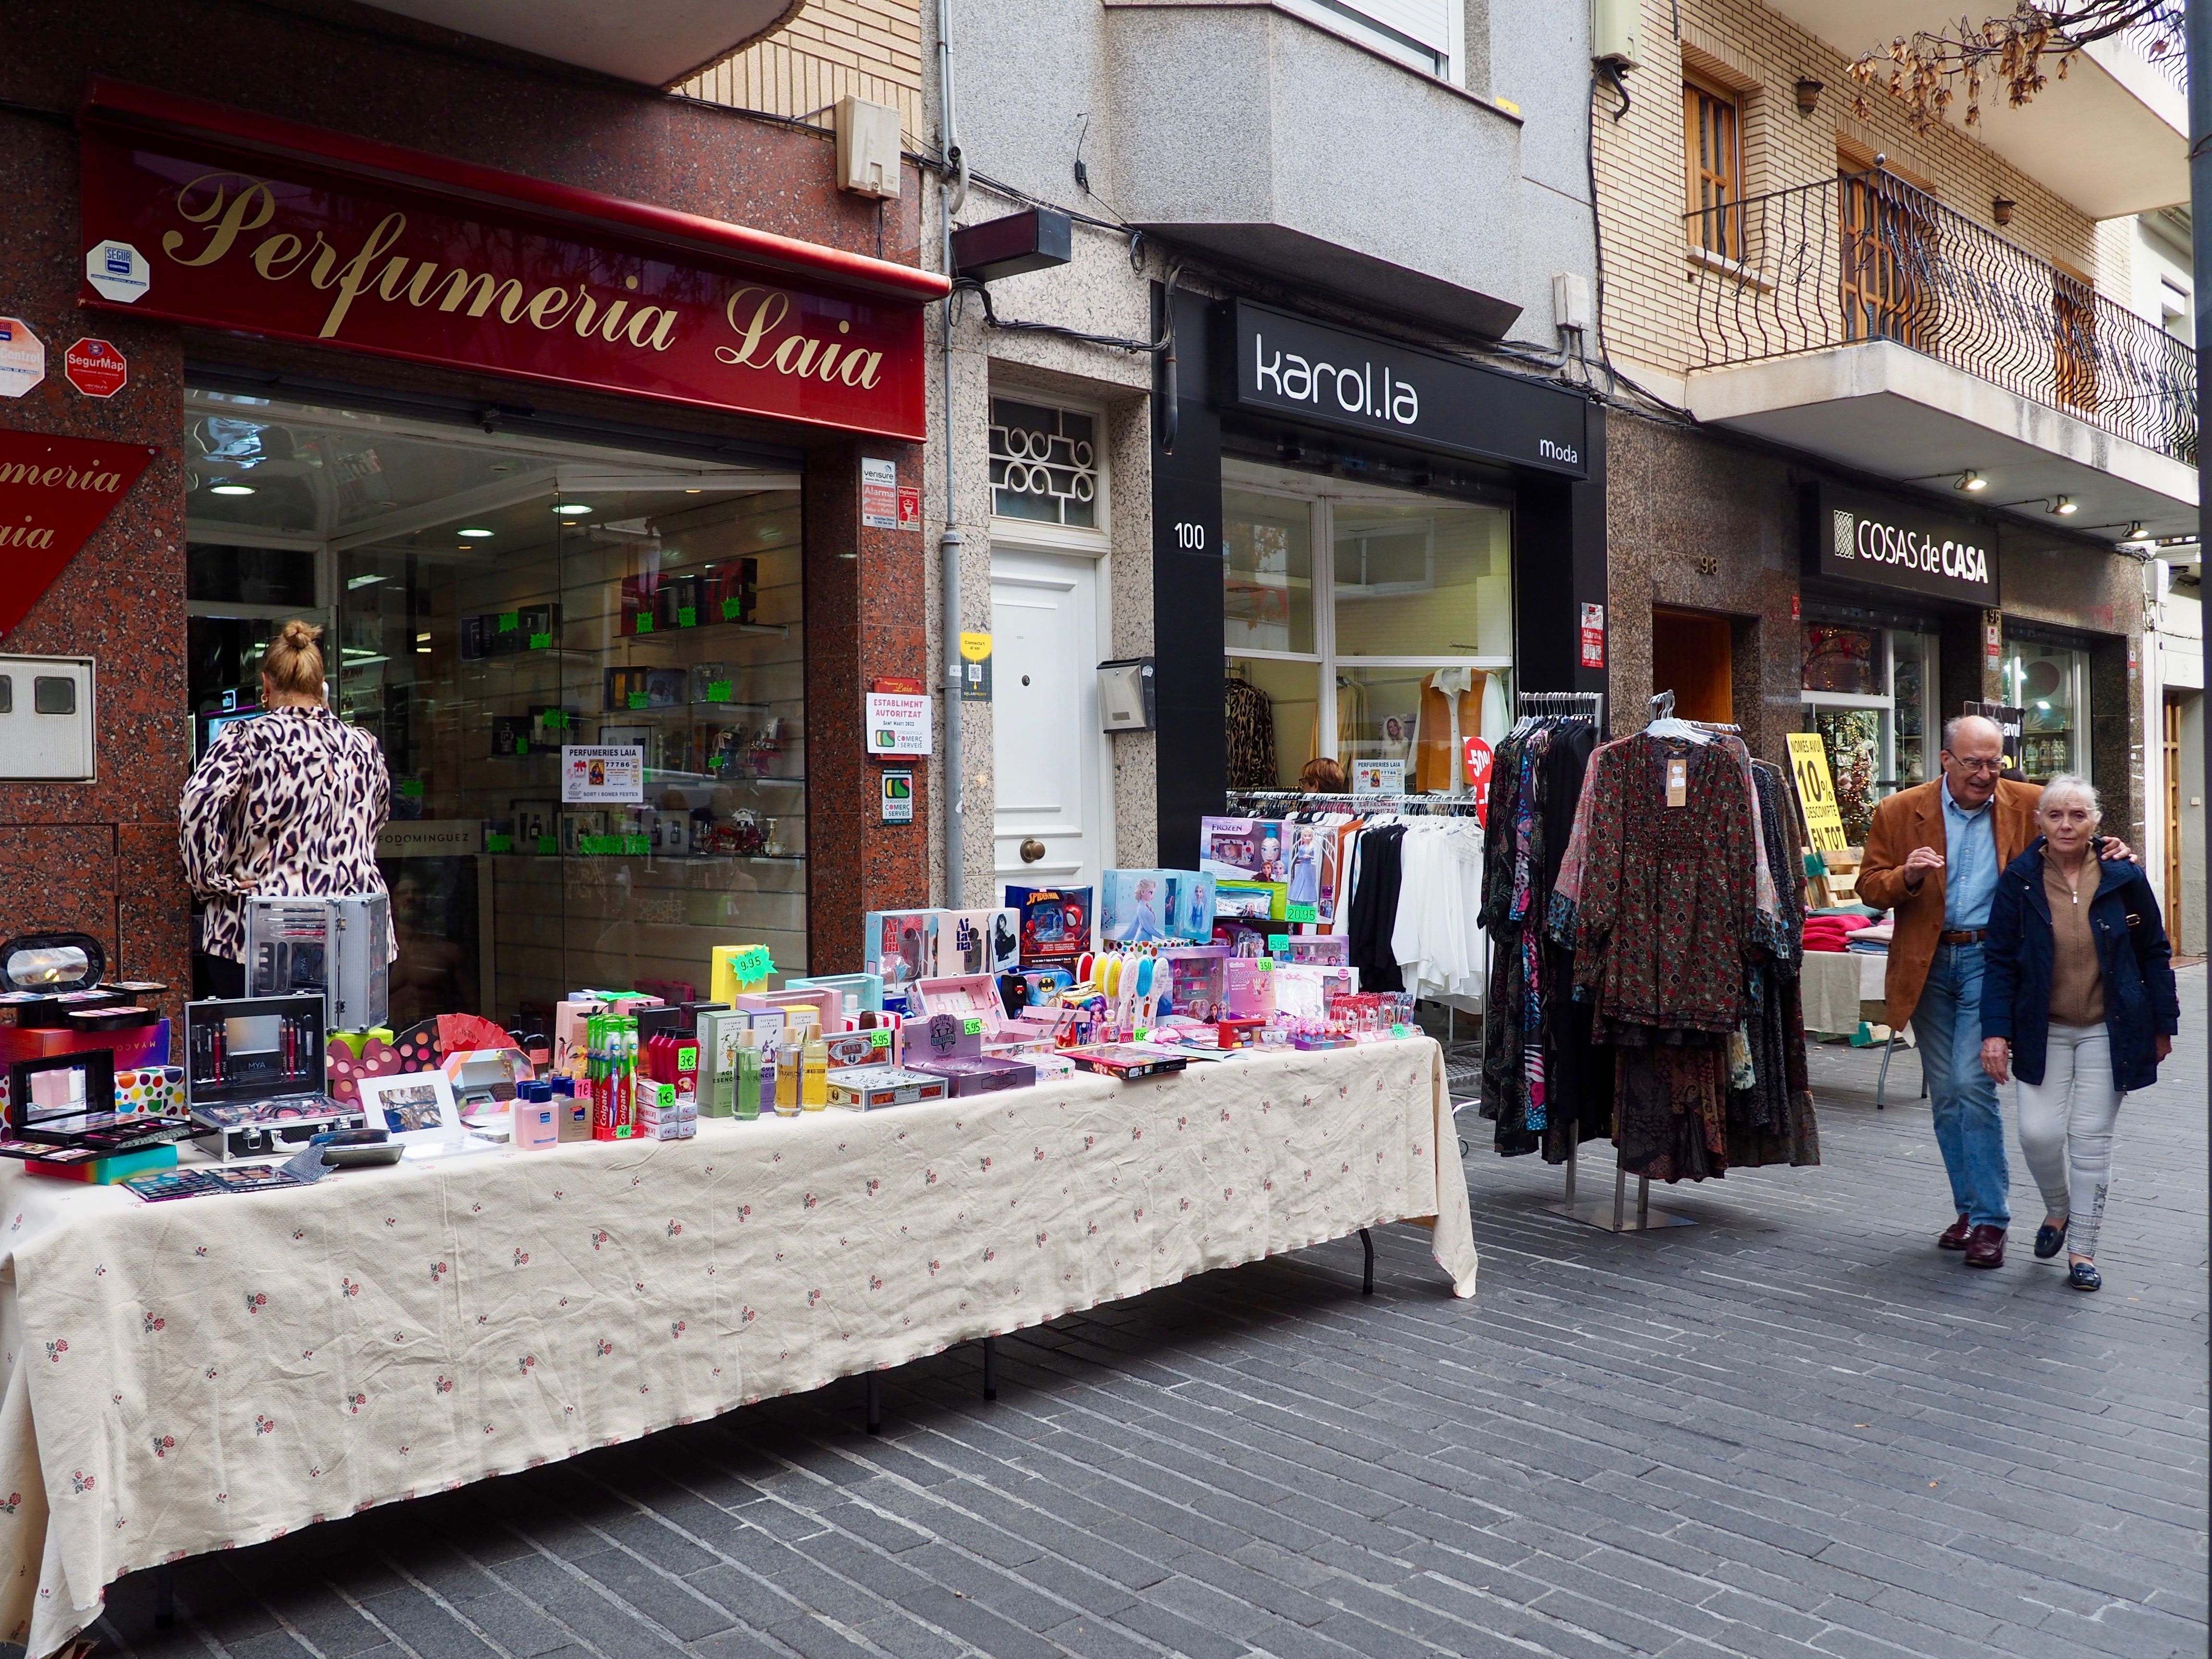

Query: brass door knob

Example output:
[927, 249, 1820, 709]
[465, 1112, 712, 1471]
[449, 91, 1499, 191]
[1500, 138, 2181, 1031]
[1019, 838, 1046, 863]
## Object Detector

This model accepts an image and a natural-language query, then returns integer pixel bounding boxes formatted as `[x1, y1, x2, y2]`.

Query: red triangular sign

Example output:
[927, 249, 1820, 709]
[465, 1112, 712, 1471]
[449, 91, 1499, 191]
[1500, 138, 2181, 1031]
[0, 429, 160, 640]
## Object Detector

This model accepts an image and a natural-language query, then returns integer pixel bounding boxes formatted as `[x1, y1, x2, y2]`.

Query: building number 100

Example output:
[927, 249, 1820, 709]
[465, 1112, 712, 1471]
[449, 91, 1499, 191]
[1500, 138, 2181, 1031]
[1173, 521, 1206, 551]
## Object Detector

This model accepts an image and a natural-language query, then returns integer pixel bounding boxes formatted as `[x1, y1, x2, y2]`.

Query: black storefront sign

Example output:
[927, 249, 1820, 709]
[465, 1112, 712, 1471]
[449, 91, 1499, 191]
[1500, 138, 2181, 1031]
[1223, 301, 1588, 478]
[1803, 481, 1998, 607]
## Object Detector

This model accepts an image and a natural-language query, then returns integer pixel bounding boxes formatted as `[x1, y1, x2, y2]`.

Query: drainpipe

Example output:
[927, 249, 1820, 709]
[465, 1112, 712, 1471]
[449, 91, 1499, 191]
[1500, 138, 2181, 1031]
[936, 0, 968, 907]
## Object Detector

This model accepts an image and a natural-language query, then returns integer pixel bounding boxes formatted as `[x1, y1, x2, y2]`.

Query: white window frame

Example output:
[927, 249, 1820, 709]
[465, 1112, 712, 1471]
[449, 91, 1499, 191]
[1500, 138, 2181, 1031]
[1223, 462, 1513, 768]
[1275, 0, 1464, 84]
[986, 391, 1111, 554]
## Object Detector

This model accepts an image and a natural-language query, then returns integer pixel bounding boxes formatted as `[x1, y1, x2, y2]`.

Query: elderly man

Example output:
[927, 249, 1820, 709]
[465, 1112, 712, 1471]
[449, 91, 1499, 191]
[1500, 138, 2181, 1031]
[1858, 716, 2131, 1270]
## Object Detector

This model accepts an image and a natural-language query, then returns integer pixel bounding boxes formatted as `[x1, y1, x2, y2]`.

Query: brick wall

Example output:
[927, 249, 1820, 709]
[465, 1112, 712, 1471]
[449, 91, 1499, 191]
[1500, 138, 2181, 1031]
[680, 0, 924, 141]
[1595, 0, 2117, 382]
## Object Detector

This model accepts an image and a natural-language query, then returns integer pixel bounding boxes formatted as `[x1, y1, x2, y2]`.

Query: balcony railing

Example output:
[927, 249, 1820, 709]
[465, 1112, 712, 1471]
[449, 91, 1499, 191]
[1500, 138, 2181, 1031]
[1685, 169, 2197, 467]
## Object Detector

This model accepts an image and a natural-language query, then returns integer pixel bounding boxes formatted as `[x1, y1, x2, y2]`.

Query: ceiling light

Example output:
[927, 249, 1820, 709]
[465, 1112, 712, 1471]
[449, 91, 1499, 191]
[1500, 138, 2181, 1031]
[2053, 496, 2078, 516]
[209, 482, 256, 496]
[347, 573, 386, 590]
[1955, 470, 1986, 493]
[457, 527, 494, 538]
[554, 503, 592, 516]
[416, 632, 432, 643]
[416, 646, 431, 654]
[685, 488, 702, 494]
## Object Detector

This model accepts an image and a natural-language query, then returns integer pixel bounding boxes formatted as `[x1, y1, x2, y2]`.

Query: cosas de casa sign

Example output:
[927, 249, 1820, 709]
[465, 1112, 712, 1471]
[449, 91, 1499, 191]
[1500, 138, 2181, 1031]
[1803, 482, 1999, 607]
[76, 82, 943, 440]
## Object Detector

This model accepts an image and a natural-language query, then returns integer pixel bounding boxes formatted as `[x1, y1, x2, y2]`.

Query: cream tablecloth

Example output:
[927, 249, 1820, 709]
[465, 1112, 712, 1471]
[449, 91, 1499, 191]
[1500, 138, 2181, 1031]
[0, 1037, 1473, 1659]
[1800, 950, 1888, 1035]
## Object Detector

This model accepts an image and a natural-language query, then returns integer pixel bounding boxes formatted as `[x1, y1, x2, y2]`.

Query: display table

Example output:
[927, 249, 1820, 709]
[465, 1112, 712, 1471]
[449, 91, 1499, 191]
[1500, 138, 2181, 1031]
[1800, 950, 1887, 1035]
[0, 1038, 1473, 1659]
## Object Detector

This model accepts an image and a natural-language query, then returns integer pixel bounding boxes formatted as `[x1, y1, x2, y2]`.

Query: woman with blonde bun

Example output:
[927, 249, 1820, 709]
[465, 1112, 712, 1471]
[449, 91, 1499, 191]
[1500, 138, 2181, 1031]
[179, 620, 393, 997]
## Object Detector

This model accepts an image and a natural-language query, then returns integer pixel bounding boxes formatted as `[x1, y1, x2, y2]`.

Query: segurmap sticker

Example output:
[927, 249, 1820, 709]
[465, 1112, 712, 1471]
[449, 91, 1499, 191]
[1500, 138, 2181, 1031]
[0, 319, 46, 399]
[63, 337, 127, 398]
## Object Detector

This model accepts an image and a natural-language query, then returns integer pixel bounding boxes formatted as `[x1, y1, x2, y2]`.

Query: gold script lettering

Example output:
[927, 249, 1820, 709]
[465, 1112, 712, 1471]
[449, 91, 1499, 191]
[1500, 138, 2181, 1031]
[251, 232, 307, 280]
[434, 269, 527, 322]
[717, 288, 790, 368]
[163, 173, 276, 267]
[526, 286, 574, 329]
[318, 213, 409, 338]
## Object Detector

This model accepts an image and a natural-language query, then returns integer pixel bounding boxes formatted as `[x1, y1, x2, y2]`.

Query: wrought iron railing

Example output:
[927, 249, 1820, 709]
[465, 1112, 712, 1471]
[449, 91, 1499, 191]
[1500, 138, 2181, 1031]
[1685, 169, 2197, 467]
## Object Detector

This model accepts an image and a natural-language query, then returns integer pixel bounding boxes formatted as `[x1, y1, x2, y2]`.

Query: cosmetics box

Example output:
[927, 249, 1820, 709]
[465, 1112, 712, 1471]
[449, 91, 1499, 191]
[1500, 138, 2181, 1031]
[824, 1027, 896, 1069]
[936, 909, 1021, 975]
[915, 974, 1004, 1037]
[1066, 1044, 1189, 1080]
[908, 1056, 1035, 1097]
[783, 972, 885, 1015]
[655, 573, 704, 632]
[864, 910, 939, 991]
[706, 559, 758, 625]
[824, 1065, 949, 1110]
[1225, 958, 1276, 1019]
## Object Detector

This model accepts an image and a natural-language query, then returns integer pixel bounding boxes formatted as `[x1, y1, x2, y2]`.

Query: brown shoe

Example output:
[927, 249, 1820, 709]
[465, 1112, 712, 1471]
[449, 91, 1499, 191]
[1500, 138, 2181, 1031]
[1938, 1214, 1972, 1250]
[1964, 1225, 2006, 1269]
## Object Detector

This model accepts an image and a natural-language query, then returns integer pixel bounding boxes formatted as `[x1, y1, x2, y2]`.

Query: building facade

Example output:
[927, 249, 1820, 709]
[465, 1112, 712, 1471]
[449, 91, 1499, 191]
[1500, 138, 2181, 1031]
[1590, 0, 2194, 858]
[0, 1, 946, 1030]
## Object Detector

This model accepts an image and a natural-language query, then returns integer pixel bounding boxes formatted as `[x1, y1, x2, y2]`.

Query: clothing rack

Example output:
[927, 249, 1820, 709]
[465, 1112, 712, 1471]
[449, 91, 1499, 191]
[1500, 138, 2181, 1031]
[1530, 691, 1699, 1233]
[1226, 790, 1486, 817]
[1517, 689, 1605, 726]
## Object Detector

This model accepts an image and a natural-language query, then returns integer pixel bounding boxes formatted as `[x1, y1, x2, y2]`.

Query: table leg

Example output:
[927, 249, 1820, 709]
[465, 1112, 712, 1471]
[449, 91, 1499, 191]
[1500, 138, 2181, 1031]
[865, 1372, 881, 1436]
[1359, 1227, 1374, 1296]
[155, 1562, 175, 1630]
[982, 1335, 998, 1402]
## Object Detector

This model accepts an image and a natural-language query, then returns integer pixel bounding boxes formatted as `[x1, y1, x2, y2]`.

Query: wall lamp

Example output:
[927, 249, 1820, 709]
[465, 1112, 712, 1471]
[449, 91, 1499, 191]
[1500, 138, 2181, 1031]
[1794, 78, 1824, 116]
[1992, 197, 2016, 227]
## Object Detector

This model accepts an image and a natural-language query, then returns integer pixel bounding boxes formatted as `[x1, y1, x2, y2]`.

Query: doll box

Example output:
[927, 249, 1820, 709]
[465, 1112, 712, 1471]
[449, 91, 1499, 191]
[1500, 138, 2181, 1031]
[1003, 886, 1094, 963]
[1199, 817, 1284, 881]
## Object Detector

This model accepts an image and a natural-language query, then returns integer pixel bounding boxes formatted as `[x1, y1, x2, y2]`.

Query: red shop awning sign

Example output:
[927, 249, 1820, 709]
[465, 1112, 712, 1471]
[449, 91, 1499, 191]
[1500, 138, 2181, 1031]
[0, 430, 160, 640]
[75, 79, 946, 442]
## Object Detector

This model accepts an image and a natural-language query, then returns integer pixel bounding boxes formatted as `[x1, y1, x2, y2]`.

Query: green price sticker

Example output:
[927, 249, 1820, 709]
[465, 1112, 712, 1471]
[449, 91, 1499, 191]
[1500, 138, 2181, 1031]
[485, 833, 514, 853]
[623, 834, 649, 855]
[721, 597, 743, 620]
[869, 1029, 891, 1048]
[725, 944, 774, 983]
[399, 779, 426, 798]
[963, 1016, 985, 1036]
[529, 632, 552, 650]
[514, 737, 529, 755]
[677, 606, 697, 627]
[628, 692, 649, 709]
[536, 834, 558, 855]
[677, 1045, 698, 1070]
[1390, 1022, 1411, 1038]
[497, 612, 519, 632]
[1285, 903, 1318, 924]
[1267, 934, 1290, 955]
[543, 710, 568, 730]
[634, 613, 654, 635]
[706, 680, 733, 702]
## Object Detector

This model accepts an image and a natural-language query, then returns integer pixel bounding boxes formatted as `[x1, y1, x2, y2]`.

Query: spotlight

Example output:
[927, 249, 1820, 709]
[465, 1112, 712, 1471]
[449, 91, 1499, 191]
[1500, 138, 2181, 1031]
[209, 482, 256, 496]
[554, 503, 592, 516]
[2053, 496, 2078, 516]
[1955, 470, 1986, 493]
[457, 527, 494, 538]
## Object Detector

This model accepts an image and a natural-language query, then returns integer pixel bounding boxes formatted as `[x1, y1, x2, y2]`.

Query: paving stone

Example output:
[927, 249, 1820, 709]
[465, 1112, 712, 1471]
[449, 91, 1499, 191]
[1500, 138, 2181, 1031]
[137, 974, 2207, 1659]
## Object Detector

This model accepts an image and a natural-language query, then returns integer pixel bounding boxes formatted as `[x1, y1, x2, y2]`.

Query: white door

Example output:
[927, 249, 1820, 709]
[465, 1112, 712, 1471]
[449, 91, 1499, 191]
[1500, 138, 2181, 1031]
[992, 549, 1104, 895]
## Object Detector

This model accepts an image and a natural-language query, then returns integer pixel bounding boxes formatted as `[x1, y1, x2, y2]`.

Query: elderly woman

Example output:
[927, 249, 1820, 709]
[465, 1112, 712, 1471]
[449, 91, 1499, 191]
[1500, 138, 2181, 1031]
[1980, 775, 2178, 1290]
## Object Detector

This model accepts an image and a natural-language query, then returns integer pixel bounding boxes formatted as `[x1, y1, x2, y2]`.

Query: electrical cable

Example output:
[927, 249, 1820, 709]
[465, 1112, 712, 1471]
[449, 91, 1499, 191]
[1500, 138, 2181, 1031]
[954, 277, 1170, 354]
[1582, 72, 1699, 427]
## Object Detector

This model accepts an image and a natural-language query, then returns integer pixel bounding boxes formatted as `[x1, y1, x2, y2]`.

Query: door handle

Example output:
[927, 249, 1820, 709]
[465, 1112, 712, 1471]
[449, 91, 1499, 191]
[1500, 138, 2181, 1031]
[1019, 838, 1047, 863]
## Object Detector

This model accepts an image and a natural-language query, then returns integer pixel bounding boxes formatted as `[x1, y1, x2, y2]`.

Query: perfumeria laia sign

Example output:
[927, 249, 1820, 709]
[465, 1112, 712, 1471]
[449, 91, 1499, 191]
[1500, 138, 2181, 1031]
[1226, 301, 1588, 478]
[75, 81, 944, 441]
[1803, 482, 1999, 607]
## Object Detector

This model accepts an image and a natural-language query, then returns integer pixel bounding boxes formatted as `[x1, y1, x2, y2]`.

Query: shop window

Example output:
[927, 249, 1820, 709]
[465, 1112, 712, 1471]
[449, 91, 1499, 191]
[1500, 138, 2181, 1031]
[989, 398, 1098, 530]
[1800, 620, 1939, 839]
[1684, 78, 1742, 261]
[1224, 461, 1511, 796]
[184, 391, 806, 1031]
[2005, 640, 2088, 782]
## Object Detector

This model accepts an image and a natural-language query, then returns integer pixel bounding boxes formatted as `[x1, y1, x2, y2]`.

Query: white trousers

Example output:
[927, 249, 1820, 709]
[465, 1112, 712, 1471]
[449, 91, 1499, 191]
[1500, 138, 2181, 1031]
[2015, 1022, 2123, 1261]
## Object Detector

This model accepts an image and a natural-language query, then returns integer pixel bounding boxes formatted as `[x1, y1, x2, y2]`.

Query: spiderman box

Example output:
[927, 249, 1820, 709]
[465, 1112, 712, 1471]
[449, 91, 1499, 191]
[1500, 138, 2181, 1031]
[1004, 885, 1093, 965]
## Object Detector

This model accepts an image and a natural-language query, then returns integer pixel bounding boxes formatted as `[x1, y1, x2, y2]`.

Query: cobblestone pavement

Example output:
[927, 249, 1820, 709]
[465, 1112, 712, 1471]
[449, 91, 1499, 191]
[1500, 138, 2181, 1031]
[99, 971, 2207, 1659]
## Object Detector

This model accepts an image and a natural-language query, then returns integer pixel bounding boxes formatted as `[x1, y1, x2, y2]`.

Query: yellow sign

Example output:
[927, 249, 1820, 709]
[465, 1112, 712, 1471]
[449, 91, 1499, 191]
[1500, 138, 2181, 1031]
[958, 631, 992, 703]
[1786, 733, 1851, 853]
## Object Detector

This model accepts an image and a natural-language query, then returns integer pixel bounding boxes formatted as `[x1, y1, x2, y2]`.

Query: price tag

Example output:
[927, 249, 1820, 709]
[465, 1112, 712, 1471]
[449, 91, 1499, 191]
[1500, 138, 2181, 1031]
[869, 1029, 892, 1048]
[1665, 757, 1688, 808]
[536, 834, 558, 855]
[529, 632, 552, 650]
[498, 612, 519, 633]
[963, 1016, 985, 1036]
[1285, 903, 1317, 924]
[513, 736, 529, 755]
[678, 606, 697, 627]
[628, 692, 649, 709]
[1268, 934, 1289, 955]
[721, 597, 744, 620]
[726, 944, 774, 984]
[706, 680, 732, 702]
[485, 832, 514, 853]
[399, 779, 425, 798]
[542, 710, 569, 730]
[635, 613, 654, 635]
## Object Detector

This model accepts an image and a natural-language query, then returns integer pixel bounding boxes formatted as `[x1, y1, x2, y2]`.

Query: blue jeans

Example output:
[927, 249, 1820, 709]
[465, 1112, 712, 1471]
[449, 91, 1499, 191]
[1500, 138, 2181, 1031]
[1911, 943, 2011, 1229]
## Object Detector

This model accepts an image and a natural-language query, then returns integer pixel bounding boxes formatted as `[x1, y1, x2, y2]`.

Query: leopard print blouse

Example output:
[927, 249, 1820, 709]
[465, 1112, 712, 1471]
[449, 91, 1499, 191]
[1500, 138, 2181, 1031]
[178, 705, 394, 963]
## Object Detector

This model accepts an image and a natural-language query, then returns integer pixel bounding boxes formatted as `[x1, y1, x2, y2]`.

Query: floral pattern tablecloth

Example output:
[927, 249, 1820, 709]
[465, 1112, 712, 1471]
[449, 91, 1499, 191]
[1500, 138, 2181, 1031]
[0, 1037, 1473, 1658]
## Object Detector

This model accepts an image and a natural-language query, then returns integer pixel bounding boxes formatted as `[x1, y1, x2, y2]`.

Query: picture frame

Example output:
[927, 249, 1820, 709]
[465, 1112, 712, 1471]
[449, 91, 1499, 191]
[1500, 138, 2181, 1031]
[355, 1069, 464, 1147]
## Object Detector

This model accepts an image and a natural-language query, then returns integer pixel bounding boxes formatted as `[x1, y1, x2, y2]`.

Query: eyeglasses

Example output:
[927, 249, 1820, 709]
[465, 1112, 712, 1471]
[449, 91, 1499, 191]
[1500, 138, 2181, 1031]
[1947, 756, 2004, 774]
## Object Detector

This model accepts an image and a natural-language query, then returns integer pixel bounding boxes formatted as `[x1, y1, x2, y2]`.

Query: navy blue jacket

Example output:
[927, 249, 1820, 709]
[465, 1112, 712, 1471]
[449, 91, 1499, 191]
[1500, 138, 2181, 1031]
[1982, 840, 2181, 1093]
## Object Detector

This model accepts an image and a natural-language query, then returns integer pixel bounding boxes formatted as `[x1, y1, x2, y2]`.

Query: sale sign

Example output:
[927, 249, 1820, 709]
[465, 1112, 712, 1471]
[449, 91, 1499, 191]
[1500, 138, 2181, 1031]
[0, 429, 161, 638]
[1462, 735, 1494, 825]
[63, 338, 128, 398]
[77, 79, 943, 440]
